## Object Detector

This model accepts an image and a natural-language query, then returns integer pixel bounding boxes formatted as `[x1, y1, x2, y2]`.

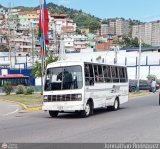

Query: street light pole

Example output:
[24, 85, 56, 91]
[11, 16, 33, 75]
[136, 38, 142, 92]
[31, 23, 34, 67]
[59, 31, 64, 61]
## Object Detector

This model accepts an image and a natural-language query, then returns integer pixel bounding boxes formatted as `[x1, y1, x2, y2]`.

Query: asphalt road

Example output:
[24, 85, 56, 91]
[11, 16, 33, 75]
[0, 100, 21, 117]
[0, 93, 160, 143]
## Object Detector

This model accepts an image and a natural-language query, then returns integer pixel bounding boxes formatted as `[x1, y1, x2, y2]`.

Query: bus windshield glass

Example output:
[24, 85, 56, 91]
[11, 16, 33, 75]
[45, 65, 83, 91]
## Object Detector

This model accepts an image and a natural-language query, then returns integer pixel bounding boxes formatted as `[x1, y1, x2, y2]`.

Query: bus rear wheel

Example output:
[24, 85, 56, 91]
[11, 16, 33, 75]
[80, 101, 93, 118]
[49, 111, 59, 118]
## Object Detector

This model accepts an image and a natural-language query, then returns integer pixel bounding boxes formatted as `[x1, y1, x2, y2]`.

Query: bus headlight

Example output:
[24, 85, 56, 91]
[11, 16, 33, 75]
[43, 95, 48, 102]
[76, 94, 82, 101]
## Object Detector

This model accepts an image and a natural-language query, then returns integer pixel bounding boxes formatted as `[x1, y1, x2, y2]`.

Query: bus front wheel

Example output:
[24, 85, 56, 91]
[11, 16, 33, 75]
[80, 101, 93, 118]
[49, 110, 59, 118]
[112, 98, 120, 111]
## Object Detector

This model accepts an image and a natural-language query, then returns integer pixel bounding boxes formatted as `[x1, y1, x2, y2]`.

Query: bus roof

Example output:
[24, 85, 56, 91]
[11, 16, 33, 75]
[0, 74, 29, 79]
[47, 60, 126, 68]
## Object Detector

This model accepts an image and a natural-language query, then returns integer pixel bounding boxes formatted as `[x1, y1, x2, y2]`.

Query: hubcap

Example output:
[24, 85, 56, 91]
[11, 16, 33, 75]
[114, 100, 118, 109]
[85, 104, 90, 116]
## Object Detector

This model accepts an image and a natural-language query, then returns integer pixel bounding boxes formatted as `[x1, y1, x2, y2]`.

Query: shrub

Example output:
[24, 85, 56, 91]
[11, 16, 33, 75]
[16, 85, 25, 94]
[2, 82, 13, 95]
[24, 87, 34, 95]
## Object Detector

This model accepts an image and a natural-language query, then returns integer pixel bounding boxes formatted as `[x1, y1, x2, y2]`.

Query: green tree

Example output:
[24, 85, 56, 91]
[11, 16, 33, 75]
[0, 45, 9, 52]
[147, 74, 157, 81]
[32, 61, 42, 78]
[131, 37, 139, 47]
[119, 36, 151, 48]
[142, 43, 151, 47]
[76, 28, 82, 34]
[2, 82, 13, 95]
[32, 55, 58, 78]
[119, 35, 132, 48]
[89, 21, 100, 33]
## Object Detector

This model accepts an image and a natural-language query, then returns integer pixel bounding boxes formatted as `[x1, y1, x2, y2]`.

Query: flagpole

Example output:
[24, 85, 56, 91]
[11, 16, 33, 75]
[39, 0, 49, 94]
[42, 0, 46, 94]
[40, 0, 44, 94]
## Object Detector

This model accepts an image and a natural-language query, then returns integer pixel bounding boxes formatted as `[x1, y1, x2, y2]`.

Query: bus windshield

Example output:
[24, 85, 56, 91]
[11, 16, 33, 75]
[45, 65, 83, 91]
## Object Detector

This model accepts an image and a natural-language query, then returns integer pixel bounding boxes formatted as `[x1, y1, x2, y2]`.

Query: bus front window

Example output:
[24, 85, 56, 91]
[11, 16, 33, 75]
[45, 66, 83, 91]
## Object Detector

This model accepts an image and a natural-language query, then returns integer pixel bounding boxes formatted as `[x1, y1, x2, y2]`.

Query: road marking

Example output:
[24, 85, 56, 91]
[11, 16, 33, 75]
[3, 108, 19, 116]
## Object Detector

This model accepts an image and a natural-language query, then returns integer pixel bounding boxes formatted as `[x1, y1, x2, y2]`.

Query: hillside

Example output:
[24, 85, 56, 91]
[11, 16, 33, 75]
[35, 2, 101, 28]
[0, 4, 5, 8]
[0, 2, 101, 29]
[0, 2, 143, 28]
[8, 2, 100, 28]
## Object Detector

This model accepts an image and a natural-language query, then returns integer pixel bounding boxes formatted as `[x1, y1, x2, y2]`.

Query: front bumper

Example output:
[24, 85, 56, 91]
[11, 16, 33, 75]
[42, 102, 84, 111]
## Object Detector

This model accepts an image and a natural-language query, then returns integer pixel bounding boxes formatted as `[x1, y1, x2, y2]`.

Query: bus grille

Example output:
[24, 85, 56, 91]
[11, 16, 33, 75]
[44, 94, 82, 102]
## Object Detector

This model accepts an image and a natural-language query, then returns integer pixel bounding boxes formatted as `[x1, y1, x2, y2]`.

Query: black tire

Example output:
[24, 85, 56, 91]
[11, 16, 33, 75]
[129, 86, 136, 92]
[49, 111, 59, 118]
[112, 98, 120, 111]
[80, 101, 93, 118]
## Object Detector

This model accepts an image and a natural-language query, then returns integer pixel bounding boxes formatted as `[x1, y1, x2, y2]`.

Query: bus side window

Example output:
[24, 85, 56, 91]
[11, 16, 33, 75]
[124, 67, 128, 82]
[103, 66, 111, 82]
[85, 64, 90, 85]
[94, 65, 99, 82]
[85, 64, 89, 77]
[98, 65, 104, 82]
[89, 64, 94, 85]
[111, 66, 119, 83]
[119, 67, 126, 82]
[85, 64, 94, 86]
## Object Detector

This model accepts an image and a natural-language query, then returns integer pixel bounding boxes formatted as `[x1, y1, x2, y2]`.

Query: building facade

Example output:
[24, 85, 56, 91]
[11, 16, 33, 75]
[116, 19, 129, 36]
[132, 21, 160, 46]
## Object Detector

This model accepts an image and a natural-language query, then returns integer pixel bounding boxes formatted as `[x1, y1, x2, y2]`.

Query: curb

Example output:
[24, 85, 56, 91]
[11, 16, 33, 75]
[1, 99, 42, 111]
[129, 92, 152, 99]
[25, 107, 42, 111]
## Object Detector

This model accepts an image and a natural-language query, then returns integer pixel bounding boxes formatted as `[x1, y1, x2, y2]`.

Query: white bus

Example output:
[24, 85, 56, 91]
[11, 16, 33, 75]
[42, 60, 128, 118]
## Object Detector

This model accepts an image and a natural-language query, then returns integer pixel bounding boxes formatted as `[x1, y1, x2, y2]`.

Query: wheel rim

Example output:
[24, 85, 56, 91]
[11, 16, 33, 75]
[114, 100, 118, 109]
[85, 103, 90, 116]
[132, 87, 135, 92]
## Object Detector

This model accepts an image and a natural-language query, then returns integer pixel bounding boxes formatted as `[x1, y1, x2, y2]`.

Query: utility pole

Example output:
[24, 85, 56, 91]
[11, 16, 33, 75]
[31, 23, 35, 67]
[53, 22, 58, 55]
[114, 46, 119, 64]
[136, 37, 142, 92]
[59, 31, 64, 61]
[7, 5, 12, 68]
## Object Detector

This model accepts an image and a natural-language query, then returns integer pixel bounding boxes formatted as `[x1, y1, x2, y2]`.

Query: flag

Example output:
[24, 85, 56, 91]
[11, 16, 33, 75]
[39, 0, 49, 57]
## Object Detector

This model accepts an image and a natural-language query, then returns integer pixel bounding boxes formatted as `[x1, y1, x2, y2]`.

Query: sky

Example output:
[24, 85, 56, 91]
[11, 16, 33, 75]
[1, 0, 160, 22]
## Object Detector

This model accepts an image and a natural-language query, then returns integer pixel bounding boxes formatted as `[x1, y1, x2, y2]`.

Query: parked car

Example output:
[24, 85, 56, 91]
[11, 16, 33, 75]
[129, 79, 159, 92]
